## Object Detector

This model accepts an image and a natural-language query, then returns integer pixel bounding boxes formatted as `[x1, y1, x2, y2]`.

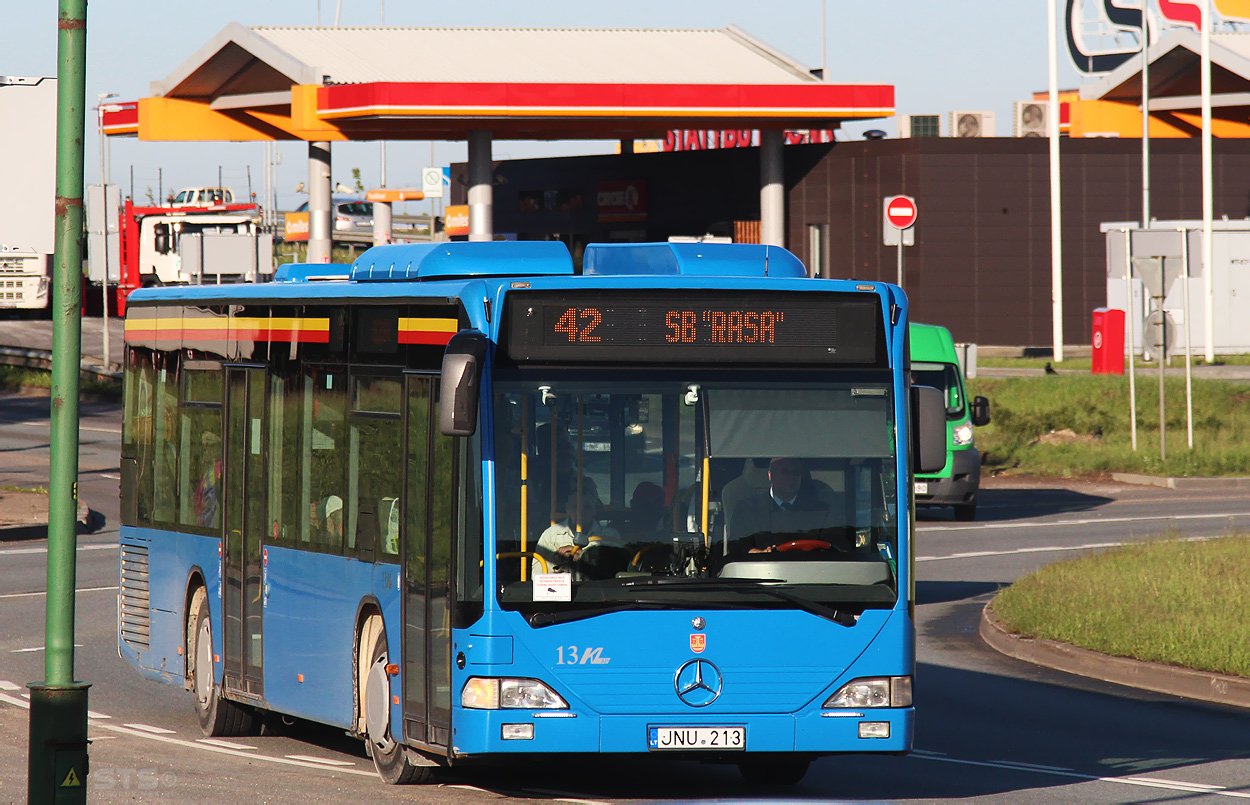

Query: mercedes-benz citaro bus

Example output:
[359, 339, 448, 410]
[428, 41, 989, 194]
[118, 241, 947, 786]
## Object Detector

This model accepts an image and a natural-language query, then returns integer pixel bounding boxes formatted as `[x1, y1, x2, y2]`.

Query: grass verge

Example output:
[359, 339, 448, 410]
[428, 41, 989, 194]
[992, 534, 1250, 678]
[968, 374, 1250, 477]
[0, 365, 121, 397]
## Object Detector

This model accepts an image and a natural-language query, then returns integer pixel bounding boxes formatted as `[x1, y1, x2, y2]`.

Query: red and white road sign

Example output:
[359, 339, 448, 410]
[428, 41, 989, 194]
[884, 195, 918, 229]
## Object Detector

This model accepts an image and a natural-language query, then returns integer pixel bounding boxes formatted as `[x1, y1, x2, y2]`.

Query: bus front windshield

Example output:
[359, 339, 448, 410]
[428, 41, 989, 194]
[492, 372, 899, 624]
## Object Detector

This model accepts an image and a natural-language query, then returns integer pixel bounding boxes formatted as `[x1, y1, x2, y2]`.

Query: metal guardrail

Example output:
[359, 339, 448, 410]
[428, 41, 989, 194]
[0, 346, 121, 384]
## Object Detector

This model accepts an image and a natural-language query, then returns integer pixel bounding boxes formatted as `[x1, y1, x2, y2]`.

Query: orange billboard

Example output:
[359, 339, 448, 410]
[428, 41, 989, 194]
[444, 205, 470, 237]
[284, 212, 310, 242]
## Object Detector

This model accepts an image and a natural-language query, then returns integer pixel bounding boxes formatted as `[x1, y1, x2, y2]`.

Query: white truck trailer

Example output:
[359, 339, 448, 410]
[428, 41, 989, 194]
[0, 76, 56, 310]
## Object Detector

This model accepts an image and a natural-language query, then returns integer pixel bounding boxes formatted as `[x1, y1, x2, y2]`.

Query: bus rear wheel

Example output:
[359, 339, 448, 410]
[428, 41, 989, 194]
[359, 614, 434, 785]
[188, 587, 257, 736]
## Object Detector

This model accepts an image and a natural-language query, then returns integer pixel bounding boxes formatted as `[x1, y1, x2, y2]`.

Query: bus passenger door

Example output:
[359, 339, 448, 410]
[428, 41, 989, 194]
[402, 374, 455, 749]
[223, 365, 266, 698]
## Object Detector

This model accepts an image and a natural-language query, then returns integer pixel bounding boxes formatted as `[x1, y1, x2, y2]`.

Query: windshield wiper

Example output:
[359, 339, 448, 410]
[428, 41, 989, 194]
[613, 577, 857, 627]
[529, 599, 751, 627]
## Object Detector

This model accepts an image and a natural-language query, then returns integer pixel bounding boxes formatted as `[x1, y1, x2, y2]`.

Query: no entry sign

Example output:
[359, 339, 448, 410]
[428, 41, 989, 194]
[884, 195, 917, 229]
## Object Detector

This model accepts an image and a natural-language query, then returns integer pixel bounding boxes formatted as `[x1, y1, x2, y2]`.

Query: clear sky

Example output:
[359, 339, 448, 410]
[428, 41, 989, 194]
[8, 1, 1087, 212]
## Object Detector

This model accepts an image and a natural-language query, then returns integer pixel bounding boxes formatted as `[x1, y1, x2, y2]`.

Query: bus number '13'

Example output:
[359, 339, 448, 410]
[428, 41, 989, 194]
[557, 646, 611, 665]
[554, 308, 602, 342]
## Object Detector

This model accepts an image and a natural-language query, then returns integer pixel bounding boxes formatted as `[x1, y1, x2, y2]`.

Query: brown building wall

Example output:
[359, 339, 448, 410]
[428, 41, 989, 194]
[465, 138, 1250, 346]
[787, 138, 1250, 346]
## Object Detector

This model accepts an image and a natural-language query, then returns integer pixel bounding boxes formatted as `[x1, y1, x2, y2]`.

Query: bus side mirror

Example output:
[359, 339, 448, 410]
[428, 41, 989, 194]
[970, 396, 991, 427]
[911, 385, 946, 474]
[439, 330, 488, 436]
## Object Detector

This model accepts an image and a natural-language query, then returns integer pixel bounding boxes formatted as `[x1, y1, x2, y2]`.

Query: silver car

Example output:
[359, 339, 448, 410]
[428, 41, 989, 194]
[294, 195, 373, 236]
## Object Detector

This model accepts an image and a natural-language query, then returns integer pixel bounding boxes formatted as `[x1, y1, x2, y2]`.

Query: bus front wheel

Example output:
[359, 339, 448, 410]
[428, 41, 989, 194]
[188, 587, 257, 737]
[359, 614, 434, 785]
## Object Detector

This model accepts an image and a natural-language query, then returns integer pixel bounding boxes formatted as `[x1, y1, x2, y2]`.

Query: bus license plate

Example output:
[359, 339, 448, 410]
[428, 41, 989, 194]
[914, 481, 928, 494]
[648, 726, 745, 750]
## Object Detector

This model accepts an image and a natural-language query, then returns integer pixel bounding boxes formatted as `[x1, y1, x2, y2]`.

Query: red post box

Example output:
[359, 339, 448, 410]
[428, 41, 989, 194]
[1091, 308, 1125, 375]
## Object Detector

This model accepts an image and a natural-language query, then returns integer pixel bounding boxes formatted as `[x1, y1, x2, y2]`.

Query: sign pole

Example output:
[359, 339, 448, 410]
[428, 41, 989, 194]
[29, 1, 91, 801]
[897, 238, 904, 287]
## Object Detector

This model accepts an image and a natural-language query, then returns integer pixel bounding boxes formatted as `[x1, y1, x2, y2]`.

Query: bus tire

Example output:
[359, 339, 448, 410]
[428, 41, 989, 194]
[954, 501, 977, 521]
[738, 755, 811, 786]
[188, 587, 257, 737]
[360, 615, 433, 785]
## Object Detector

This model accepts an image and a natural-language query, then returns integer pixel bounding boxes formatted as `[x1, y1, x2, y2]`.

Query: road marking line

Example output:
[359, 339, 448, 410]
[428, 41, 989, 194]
[918, 511, 1250, 533]
[284, 754, 357, 766]
[82, 426, 122, 434]
[11, 643, 82, 653]
[87, 711, 111, 719]
[0, 681, 18, 691]
[0, 543, 117, 557]
[918, 534, 1225, 562]
[0, 692, 29, 709]
[912, 752, 1250, 798]
[198, 738, 257, 750]
[91, 723, 375, 776]
[124, 723, 177, 734]
[992, 760, 1076, 772]
[520, 790, 611, 804]
[0, 586, 118, 600]
[99, 473, 121, 479]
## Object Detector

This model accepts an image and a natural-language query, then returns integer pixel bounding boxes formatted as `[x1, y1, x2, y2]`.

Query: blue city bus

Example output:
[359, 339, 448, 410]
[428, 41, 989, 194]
[118, 240, 945, 785]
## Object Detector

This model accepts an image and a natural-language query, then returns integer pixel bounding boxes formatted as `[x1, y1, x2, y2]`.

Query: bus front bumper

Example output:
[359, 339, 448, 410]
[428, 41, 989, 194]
[449, 707, 914, 757]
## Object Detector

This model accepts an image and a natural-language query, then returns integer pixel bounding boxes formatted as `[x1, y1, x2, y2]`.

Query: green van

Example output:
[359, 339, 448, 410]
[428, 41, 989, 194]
[909, 323, 991, 520]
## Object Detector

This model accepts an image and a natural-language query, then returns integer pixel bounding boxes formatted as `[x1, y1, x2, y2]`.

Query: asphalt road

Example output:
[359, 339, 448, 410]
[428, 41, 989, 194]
[1, 393, 1248, 801]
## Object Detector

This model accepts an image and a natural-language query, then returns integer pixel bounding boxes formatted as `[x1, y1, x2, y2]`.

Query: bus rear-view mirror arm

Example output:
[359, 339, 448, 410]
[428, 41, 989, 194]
[439, 330, 489, 436]
[911, 385, 946, 475]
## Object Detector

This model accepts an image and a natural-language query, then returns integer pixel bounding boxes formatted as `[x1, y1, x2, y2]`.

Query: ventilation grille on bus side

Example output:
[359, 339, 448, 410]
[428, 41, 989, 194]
[119, 543, 151, 651]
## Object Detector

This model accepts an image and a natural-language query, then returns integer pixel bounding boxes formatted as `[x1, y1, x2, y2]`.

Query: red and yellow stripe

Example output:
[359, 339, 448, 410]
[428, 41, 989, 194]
[398, 317, 458, 346]
[124, 316, 332, 344]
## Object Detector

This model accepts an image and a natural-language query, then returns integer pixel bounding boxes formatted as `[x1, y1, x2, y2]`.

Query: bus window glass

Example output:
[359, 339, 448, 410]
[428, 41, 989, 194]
[179, 404, 222, 530]
[152, 356, 180, 524]
[129, 350, 156, 525]
[306, 366, 347, 552]
[493, 373, 897, 617]
[349, 375, 402, 556]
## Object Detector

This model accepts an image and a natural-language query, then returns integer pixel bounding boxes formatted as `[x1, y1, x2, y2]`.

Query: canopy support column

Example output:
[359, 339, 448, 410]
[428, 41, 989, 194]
[760, 129, 785, 247]
[468, 129, 493, 242]
[307, 141, 332, 263]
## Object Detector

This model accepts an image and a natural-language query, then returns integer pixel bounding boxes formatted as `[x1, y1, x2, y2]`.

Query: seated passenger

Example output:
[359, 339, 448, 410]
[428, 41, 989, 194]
[625, 480, 668, 538]
[726, 458, 849, 554]
[532, 480, 625, 580]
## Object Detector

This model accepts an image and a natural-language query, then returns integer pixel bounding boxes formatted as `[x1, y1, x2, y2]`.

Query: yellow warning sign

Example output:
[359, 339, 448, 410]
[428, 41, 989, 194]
[60, 767, 82, 787]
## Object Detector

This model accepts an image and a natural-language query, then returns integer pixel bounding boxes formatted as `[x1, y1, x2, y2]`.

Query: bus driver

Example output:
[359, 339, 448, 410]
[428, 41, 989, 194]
[532, 480, 625, 580]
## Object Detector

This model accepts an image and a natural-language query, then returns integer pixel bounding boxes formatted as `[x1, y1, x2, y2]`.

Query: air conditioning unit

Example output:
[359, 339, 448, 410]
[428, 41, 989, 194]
[1013, 101, 1049, 137]
[949, 111, 996, 138]
[900, 114, 941, 138]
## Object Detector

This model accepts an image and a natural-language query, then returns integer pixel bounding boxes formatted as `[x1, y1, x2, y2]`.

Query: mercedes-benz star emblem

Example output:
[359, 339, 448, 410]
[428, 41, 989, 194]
[674, 659, 722, 707]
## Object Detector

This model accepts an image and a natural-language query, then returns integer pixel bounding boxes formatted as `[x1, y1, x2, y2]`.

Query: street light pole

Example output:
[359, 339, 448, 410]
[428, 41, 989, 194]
[97, 93, 117, 371]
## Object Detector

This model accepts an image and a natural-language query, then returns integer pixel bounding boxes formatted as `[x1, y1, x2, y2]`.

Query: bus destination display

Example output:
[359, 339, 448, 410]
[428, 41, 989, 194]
[503, 291, 882, 364]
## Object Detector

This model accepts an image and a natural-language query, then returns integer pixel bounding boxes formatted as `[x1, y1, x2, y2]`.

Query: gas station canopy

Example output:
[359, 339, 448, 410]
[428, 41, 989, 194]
[101, 23, 893, 141]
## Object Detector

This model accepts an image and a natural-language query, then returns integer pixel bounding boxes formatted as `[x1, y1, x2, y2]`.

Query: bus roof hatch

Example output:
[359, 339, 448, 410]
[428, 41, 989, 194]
[582, 242, 807, 278]
[350, 241, 574, 282]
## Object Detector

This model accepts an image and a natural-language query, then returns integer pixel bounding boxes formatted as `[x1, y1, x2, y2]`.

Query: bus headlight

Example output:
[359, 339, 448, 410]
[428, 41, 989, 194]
[823, 676, 912, 708]
[952, 422, 974, 446]
[461, 677, 568, 710]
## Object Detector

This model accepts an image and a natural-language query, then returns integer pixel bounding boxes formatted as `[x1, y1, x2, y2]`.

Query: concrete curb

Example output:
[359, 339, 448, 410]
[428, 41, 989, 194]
[1111, 472, 1250, 491]
[980, 601, 1250, 711]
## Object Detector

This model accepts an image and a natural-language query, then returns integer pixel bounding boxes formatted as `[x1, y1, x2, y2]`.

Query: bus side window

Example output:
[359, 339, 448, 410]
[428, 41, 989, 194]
[306, 366, 348, 553]
[349, 374, 402, 557]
